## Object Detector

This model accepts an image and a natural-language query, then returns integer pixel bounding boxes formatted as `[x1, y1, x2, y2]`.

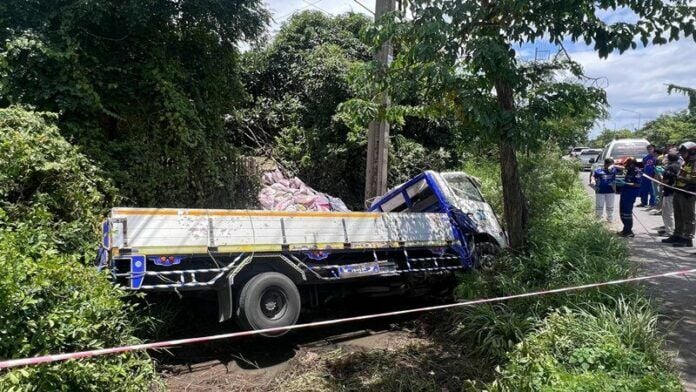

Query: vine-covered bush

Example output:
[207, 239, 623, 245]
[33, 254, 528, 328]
[0, 107, 116, 256]
[0, 0, 269, 208]
[0, 107, 158, 390]
[238, 11, 457, 209]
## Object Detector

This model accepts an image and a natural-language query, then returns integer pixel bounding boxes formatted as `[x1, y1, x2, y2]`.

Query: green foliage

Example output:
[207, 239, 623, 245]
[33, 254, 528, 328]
[444, 149, 680, 390]
[0, 107, 158, 390]
[590, 128, 638, 148]
[238, 11, 456, 208]
[493, 299, 681, 391]
[0, 106, 116, 256]
[0, 223, 158, 391]
[638, 111, 696, 147]
[233, 12, 371, 208]
[345, 0, 693, 247]
[275, 149, 679, 391]
[452, 150, 633, 362]
[341, 0, 645, 150]
[0, 0, 269, 208]
[667, 84, 696, 112]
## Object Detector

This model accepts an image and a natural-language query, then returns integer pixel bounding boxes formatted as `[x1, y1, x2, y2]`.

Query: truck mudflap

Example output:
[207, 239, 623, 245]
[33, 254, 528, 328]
[217, 276, 234, 322]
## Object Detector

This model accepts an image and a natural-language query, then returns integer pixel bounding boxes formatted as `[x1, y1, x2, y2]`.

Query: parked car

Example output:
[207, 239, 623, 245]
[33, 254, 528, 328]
[589, 138, 650, 192]
[577, 148, 602, 170]
[569, 146, 590, 157]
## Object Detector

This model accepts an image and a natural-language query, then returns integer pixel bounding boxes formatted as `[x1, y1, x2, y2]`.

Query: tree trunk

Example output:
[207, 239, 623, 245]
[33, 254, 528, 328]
[495, 81, 529, 249]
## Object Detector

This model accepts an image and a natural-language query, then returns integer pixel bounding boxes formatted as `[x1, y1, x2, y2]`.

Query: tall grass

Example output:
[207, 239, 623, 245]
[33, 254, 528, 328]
[450, 150, 636, 362]
[492, 297, 681, 391]
[452, 148, 680, 390]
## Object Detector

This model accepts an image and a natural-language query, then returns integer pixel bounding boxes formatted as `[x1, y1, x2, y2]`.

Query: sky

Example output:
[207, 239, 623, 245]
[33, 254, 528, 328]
[265, 1, 696, 137]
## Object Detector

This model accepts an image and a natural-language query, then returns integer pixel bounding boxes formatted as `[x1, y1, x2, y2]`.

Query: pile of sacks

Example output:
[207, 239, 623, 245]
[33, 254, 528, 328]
[258, 169, 349, 212]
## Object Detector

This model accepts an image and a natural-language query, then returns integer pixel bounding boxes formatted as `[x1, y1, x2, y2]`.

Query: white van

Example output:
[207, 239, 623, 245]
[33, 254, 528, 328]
[589, 138, 650, 191]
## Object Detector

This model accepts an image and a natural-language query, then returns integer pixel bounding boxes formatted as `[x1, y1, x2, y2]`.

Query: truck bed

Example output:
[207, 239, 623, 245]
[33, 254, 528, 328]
[108, 208, 456, 256]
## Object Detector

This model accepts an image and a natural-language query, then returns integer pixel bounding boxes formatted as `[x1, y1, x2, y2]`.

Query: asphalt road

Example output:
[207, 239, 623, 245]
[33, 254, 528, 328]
[581, 170, 696, 391]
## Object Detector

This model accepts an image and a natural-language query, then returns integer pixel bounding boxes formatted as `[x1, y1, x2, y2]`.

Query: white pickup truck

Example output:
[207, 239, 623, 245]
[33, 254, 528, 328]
[98, 171, 506, 335]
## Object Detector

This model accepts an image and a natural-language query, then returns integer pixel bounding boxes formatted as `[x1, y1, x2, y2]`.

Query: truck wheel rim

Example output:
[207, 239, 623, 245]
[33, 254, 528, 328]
[479, 254, 495, 271]
[260, 287, 287, 320]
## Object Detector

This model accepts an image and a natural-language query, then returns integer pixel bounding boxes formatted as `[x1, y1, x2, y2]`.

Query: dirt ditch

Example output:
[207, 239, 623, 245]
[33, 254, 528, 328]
[152, 295, 451, 391]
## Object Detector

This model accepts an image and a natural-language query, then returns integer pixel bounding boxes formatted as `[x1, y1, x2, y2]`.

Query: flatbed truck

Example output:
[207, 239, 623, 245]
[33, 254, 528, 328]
[98, 171, 507, 335]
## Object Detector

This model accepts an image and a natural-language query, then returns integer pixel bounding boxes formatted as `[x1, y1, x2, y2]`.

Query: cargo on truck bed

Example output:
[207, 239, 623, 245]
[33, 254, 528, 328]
[98, 171, 507, 335]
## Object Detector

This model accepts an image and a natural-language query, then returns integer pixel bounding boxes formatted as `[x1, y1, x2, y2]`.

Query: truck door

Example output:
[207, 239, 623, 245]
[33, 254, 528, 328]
[440, 172, 507, 248]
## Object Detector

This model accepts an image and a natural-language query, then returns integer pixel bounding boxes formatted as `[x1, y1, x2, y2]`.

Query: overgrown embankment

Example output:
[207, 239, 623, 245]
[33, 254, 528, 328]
[0, 107, 159, 390]
[273, 150, 681, 391]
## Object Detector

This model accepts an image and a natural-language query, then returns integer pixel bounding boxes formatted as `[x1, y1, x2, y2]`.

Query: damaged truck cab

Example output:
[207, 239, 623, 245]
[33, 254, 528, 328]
[98, 171, 506, 335]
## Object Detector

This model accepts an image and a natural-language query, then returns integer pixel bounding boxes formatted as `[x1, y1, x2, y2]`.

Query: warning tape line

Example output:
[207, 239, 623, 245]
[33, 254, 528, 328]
[643, 175, 696, 197]
[2, 267, 695, 370]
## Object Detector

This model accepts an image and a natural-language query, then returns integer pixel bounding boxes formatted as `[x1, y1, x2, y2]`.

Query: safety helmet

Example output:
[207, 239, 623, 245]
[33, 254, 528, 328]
[623, 156, 636, 166]
[678, 141, 696, 152]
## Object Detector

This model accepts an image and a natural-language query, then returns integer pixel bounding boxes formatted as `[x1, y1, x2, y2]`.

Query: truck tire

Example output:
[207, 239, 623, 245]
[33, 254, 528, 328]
[474, 241, 499, 272]
[235, 272, 301, 337]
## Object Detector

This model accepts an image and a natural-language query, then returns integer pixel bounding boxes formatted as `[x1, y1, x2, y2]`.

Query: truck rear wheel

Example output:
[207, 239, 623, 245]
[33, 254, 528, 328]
[235, 272, 301, 337]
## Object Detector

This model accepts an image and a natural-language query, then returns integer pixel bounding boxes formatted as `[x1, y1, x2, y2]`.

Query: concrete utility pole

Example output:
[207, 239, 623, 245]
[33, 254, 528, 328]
[364, 0, 396, 203]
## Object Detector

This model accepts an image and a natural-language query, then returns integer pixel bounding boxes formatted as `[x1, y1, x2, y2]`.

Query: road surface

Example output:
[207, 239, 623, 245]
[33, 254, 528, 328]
[582, 170, 696, 391]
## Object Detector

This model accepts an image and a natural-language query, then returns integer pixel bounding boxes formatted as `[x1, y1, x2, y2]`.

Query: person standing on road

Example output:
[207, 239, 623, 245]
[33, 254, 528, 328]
[638, 144, 657, 208]
[617, 157, 642, 237]
[650, 148, 665, 214]
[664, 142, 696, 247]
[592, 158, 618, 222]
[658, 150, 682, 237]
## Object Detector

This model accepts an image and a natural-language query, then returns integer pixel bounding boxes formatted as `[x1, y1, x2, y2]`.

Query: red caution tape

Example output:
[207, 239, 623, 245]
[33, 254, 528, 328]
[2, 267, 695, 370]
[643, 175, 696, 197]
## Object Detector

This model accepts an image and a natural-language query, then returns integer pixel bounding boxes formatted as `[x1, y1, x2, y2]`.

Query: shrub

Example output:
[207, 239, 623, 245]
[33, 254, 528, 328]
[492, 297, 681, 391]
[0, 106, 116, 257]
[0, 222, 158, 391]
[0, 107, 158, 390]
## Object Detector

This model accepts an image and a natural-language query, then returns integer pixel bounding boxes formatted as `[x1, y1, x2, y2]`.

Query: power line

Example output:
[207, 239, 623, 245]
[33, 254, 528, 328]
[274, 0, 326, 22]
[352, 0, 375, 15]
[302, 0, 334, 16]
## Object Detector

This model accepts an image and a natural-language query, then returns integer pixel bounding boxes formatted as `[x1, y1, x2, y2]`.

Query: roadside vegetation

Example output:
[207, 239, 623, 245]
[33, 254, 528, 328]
[0, 107, 159, 390]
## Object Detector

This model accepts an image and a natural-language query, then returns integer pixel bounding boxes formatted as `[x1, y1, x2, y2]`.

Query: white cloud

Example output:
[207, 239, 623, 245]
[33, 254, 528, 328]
[570, 39, 695, 136]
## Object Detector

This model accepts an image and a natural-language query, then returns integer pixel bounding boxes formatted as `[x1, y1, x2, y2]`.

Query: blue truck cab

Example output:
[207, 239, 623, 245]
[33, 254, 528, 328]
[369, 171, 507, 267]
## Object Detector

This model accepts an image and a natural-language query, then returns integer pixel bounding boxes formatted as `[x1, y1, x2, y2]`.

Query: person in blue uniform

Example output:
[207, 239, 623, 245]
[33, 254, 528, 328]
[592, 158, 618, 222]
[638, 144, 657, 208]
[617, 157, 642, 237]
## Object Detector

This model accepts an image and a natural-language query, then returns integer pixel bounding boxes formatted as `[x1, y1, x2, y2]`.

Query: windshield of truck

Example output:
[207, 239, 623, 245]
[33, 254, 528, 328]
[442, 173, 484, 202]
[609, 142, 649, 158]
[581, 149, 601, 156]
